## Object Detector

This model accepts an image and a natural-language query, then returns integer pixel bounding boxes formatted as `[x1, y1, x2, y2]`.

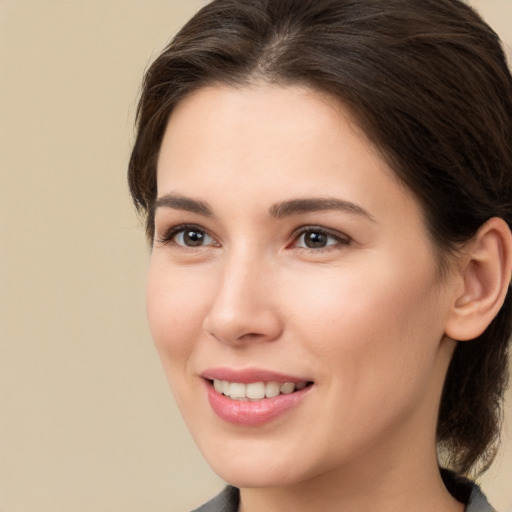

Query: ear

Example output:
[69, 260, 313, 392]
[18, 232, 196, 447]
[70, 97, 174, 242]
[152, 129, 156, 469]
[445, 217, 512, 341]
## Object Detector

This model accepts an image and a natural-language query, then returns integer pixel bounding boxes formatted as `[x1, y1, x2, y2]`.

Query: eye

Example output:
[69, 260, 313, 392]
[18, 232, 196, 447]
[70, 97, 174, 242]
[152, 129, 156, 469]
[157, 224, 217, 247]
[175, 228, 214, 247]
[293, 227, 350, 250]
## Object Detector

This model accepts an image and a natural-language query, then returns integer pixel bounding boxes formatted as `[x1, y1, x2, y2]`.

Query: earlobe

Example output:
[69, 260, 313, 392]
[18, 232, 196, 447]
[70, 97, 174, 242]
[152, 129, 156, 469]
[445, 217, 512, 341]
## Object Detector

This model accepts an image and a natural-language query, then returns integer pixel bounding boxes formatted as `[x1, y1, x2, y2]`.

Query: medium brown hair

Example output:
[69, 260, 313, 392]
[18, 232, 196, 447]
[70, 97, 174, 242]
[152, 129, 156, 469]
[128, 0, 512, 475]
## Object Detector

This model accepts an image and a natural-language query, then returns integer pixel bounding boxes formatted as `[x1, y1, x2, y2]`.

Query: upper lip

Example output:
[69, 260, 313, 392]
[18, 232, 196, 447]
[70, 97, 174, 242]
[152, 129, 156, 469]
[200, 367, 312, 384]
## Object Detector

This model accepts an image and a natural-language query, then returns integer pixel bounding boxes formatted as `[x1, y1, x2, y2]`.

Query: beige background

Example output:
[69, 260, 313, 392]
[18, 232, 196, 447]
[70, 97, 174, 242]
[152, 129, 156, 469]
[0, 1, 511, 511]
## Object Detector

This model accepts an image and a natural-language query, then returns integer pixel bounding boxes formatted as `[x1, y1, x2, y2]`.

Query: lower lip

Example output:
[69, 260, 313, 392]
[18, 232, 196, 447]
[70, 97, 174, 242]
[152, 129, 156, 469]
[205, 381, 312, 426]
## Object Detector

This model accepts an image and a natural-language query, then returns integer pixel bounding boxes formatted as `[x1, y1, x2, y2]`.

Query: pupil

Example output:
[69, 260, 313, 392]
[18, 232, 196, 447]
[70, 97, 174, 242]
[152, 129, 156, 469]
[184, 230, 204, 246]
[305, 231, 327, 248]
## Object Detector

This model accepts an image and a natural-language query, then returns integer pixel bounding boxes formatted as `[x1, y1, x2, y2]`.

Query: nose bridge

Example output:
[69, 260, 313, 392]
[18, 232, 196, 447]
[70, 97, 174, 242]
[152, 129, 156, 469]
[203, 245, 282, 344]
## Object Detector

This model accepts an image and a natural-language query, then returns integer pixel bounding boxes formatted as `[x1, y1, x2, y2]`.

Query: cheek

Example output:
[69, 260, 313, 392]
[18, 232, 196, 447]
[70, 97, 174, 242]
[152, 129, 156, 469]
[146, 260, 210, 369]
[293, 256, 445, 382]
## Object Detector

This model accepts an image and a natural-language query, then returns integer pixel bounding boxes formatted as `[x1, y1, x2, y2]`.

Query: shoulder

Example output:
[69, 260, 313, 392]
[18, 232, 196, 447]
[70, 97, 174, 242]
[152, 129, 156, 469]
[190, 486, 239, 512]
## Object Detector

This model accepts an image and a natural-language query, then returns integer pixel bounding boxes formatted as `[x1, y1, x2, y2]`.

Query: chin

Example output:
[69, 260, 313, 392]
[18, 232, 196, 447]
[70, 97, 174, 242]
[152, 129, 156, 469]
[211, 458, 303, 489]
[194, 432, 318, 489]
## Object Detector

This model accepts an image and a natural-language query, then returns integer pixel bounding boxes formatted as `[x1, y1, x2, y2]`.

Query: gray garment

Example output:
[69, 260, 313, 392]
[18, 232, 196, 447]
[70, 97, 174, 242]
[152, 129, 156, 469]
[466, 484, 496, 512]
[191, 473, 496, 512]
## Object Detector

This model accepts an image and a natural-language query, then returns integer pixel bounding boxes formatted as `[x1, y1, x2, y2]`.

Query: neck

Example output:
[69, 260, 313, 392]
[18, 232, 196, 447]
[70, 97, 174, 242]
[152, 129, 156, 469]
[239, 457, 464, 512]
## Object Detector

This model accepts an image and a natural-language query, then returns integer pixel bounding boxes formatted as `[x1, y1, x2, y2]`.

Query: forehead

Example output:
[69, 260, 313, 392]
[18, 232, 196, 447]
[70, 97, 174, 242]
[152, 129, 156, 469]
[158, 84, 419, 219]
[158, 83, 397, 189]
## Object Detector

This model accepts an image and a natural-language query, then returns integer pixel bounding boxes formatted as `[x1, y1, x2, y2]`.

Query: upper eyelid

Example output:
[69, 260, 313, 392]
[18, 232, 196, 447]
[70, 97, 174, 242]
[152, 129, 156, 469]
[290, 225, 350, 241]
[156, 223, 217, 245]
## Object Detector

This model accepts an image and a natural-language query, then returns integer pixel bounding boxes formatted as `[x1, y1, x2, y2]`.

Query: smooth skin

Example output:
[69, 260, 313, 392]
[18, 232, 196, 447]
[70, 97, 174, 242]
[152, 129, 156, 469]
[147, 84, 512, 512]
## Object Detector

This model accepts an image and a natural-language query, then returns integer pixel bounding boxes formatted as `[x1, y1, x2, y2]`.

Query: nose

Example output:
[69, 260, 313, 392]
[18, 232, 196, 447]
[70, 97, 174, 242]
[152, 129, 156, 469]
[202, 254, 283, 345]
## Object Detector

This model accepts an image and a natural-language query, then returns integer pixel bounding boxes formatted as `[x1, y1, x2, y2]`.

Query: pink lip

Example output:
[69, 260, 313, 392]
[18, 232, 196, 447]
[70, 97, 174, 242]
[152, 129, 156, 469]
[201, 367, 310, 384]
[201, 368, 313, 426]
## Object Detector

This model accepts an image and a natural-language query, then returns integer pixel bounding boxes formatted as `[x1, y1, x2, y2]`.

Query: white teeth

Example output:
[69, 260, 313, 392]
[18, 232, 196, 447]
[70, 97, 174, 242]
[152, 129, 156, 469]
[280, 382, 295, 394]
[229, 382, 246, 399]
[212, 379, 309, 400]
[265, 381, 280, 398]
[246, 382, 266, 400]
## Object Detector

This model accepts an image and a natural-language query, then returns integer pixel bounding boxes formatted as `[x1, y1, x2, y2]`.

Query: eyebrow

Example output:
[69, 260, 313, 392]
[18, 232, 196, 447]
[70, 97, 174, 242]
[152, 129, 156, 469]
[269, 197, 375, 221]
[154, 193, 212, 216]
[154, 193, 374, 222]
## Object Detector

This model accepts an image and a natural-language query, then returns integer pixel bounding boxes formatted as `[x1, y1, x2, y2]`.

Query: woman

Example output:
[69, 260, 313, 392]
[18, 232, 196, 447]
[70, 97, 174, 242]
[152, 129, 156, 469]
[128, 0, 512, 511]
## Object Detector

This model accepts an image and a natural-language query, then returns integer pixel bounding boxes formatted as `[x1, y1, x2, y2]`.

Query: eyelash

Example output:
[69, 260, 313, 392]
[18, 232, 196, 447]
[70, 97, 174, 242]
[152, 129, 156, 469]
[156, 224, 217, 247]
[156, 224, 351, 251]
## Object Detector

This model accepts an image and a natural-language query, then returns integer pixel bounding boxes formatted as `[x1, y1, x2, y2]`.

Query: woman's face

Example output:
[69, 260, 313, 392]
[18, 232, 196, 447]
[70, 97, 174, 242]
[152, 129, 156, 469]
[147, 84, 458, 488]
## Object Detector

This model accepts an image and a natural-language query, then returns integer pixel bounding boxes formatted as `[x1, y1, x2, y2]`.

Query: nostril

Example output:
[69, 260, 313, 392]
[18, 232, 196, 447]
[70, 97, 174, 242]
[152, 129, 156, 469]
[238, 332, 266, 341]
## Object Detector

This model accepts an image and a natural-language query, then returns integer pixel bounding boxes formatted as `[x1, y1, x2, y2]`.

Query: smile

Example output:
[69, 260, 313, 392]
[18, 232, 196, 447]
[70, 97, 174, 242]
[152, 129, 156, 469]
[203, 374, 314, 425]
[212, 379, 309, 400]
